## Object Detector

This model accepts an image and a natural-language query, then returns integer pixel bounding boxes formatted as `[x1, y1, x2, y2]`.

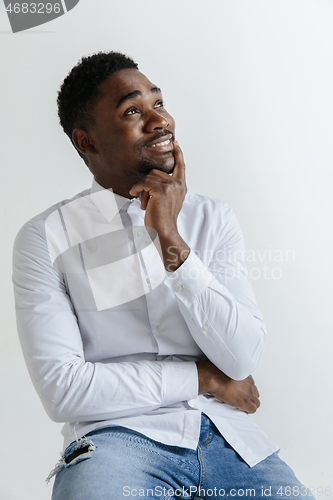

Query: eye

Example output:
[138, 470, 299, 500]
[154, 100, 164, 109]
[125, 107, 138, 116]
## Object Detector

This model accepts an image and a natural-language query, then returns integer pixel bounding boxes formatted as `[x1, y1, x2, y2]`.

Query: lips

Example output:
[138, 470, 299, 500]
[144, 133, 174, 149]
[150, 138, 171, 148]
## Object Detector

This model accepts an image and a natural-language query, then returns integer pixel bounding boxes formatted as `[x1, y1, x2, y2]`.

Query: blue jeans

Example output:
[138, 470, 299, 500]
[51, 414, 313, 500]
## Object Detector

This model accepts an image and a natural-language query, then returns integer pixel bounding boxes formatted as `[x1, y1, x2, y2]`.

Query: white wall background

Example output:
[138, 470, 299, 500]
[1, 1, 332, 499]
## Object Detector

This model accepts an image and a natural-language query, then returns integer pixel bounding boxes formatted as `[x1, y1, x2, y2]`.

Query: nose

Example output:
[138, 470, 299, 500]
[144, 109, 169, 133]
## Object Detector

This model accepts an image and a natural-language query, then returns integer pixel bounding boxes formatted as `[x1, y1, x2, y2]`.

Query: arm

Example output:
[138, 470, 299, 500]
[12, 220, 198, 423]
[129, 142, 266, 381]
[164, 224, 266, 381]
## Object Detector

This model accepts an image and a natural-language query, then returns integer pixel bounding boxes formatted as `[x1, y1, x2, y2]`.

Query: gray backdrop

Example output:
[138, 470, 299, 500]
[1, 1, 332, 499]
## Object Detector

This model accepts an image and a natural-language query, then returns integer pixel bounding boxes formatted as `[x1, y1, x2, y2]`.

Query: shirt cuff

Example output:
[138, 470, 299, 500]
[162, 360, 198, 406]
[164, 249, 214, 303]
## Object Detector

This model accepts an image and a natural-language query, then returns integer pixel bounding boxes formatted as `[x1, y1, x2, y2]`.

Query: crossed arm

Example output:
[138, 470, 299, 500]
[13, 142, 263, 423]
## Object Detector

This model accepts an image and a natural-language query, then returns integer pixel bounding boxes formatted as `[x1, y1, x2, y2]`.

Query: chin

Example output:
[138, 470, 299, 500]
[156, 162, 174, 174]
[156, 155, 175, 173]
[139, 157, 175, 176]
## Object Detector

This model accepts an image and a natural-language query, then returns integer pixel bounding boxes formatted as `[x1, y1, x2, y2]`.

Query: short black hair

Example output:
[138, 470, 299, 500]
[57, 51, 138, 145]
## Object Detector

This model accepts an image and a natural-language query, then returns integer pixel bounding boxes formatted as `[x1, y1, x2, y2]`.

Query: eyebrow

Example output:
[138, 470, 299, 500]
[116, 86, 161, 108]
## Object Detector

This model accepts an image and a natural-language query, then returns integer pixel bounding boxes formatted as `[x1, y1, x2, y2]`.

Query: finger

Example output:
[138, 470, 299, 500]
[129, 178, 160, 198]
[172, 141, 186, 181]
[148, 169, 172, 180]
[241, 396, 260, 413]
[129, 173, 170, 197]
[246, 375, 260, 398]
[140, 191, 150, 211]
[244, 401, 259, 414]
[253, 384, 260, 399]
[251, 395, 260, 409]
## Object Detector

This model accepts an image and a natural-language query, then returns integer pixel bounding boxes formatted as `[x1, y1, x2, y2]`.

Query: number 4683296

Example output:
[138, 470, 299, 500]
[6, 3, 61, 14]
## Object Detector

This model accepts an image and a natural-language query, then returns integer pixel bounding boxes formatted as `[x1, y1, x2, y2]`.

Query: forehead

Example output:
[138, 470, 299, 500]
[97, 69, 160, 108]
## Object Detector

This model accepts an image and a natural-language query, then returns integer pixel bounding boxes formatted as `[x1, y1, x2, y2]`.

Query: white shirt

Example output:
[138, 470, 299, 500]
[13, 179, 278, 467]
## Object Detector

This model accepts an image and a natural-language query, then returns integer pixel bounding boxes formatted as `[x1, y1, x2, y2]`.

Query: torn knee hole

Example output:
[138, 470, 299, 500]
[65, 443, 94, 464]
[46, 437, 96, 484]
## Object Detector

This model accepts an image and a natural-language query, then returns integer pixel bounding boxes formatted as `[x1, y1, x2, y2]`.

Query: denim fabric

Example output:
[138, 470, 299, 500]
[52, 414, 313, 500]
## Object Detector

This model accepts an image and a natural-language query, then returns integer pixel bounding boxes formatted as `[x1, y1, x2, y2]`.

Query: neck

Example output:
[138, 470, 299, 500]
[93, 175, 137, 199]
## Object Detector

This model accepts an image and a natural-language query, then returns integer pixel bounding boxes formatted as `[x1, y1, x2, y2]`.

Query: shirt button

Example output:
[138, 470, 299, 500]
[202, 325, 208, 331]
[137, 231, 143, 237]
[156, 326, 162, 333]
[175, 285, 183, 292]
[146, 278, 152, 284]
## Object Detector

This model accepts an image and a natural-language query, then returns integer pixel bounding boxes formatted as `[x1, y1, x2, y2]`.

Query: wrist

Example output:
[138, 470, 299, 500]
[196, 360, 217, 395]
[158, 233, 190, 272]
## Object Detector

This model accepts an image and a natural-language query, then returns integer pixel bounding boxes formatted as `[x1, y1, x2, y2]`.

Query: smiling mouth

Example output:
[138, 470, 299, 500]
[150, 139, 171, 148]
[143, 133, 174, 152]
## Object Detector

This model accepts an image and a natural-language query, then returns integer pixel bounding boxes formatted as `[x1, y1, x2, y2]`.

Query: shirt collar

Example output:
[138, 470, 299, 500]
[90, 178, 137, 222]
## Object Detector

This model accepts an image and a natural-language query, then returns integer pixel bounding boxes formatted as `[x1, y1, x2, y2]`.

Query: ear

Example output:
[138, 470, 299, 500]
[72, 129, 97, 156]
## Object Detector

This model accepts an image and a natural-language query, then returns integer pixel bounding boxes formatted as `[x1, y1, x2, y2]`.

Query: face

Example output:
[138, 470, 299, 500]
[74, 69, 176, 197]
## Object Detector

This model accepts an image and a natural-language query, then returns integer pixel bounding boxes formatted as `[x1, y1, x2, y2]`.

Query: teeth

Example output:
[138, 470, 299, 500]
[151, 139, 170, 147]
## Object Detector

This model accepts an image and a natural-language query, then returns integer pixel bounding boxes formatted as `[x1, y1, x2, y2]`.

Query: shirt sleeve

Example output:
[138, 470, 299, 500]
[12, 220, 198, 424]
[164, 204, 267, 381]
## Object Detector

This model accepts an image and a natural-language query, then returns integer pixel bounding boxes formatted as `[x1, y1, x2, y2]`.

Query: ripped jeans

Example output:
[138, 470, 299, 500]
[50, 414, 313, 500]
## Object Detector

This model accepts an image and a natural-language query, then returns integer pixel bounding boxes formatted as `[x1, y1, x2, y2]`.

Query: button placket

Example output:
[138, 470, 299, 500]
[128, 207, 164, 350]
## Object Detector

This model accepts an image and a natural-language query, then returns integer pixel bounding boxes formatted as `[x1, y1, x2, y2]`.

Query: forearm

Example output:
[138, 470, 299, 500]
[13, 221, 198, 425]
[165, 251, 266, 380]
[158, 231, 190, 272]
[33, 358, 198, 423]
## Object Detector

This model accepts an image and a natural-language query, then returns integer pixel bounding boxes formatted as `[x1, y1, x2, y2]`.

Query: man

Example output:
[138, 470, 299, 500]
[13, 51, 311, 499]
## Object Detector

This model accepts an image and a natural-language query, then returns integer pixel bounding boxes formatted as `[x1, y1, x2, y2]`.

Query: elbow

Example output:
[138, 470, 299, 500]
[44, 398, 85, 423]
[48, 412, 65, 424]
[43, 401, 69, 423]
[215, 326, 267, 381]
[221, 359, 261, 381]
[36, 360, 89, 423]
[212, 357, 261, 381]
[225, 365, 257, 381]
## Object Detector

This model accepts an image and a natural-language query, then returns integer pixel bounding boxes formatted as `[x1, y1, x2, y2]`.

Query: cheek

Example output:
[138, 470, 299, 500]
[103, 132, 134, 154]
[118, 126, 142, 145]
